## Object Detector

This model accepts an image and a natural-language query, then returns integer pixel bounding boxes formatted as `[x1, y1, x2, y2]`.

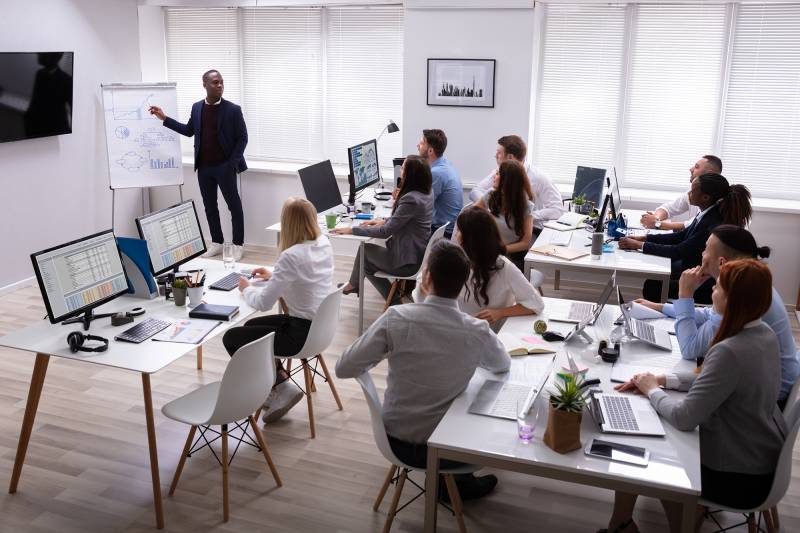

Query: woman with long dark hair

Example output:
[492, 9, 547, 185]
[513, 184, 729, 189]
[473, 160, 534, 271]
[337, 155, 433, 303]
[414, 206, 543, 330]
[601, 259, 785, 533]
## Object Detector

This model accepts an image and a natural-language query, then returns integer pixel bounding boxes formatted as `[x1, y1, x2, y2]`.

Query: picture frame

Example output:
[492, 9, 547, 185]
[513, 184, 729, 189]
[427, 58, 496, 108]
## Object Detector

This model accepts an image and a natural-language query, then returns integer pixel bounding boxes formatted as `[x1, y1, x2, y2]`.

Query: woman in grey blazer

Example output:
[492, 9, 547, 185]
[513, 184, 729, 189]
[336, 156, 433, 303]
[600, 259, 786, 533]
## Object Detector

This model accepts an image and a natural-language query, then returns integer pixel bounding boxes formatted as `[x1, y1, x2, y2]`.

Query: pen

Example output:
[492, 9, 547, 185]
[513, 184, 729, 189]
[556, 220, 571, 226]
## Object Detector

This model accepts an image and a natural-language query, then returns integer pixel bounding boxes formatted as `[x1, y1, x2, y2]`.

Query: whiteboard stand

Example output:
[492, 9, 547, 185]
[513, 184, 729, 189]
[110, 183, 184, 231]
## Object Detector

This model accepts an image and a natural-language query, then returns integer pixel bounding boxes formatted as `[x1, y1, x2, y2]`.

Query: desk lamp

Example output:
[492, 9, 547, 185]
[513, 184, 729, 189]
[375, 119, 399, 194]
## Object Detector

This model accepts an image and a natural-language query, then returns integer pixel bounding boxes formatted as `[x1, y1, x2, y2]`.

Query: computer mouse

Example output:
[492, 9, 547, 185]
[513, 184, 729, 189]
[542, 330, 566, 342]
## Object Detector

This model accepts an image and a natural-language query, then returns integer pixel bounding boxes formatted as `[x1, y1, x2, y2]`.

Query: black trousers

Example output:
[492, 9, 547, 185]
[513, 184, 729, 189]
[222, 315, 312, 385]
[387, 434, 467, 470]
[701, 465, 774, 509]
[642, 276, 714, 304]
[348, 243, 418, 302]
[507, 251, 527, 273]
[197, 162, 244, 245]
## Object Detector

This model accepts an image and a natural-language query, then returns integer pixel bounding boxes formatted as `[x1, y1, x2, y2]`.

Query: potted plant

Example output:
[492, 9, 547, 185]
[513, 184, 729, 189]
[543, 376, 589, 453]
[571, 194, 588, 214]
[171, 278, 188, 306]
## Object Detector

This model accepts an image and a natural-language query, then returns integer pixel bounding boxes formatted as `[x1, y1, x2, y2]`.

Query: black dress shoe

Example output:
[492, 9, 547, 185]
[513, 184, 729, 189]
[438, 473, 498, 503]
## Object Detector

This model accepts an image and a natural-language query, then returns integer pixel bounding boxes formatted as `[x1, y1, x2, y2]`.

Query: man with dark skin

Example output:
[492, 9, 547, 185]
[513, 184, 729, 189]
[149, 70, 248, 260]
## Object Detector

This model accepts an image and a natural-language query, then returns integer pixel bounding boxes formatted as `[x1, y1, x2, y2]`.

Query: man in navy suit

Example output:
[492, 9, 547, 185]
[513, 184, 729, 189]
[149, 70, 248, 260]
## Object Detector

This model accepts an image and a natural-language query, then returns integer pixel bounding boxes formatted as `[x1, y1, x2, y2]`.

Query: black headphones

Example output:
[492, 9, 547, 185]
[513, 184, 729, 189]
[67, 331, 109, 353]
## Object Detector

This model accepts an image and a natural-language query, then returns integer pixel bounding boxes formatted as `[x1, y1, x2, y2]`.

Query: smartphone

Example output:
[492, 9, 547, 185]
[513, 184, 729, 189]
[584, 438, 649, 466]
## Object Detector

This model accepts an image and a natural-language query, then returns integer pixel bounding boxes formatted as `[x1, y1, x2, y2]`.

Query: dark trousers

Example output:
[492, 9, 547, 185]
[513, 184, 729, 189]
[222, 314, 311, 386]
[197, 162, 244, 245]
[643, 276, 714, 304]
[349, 243, 418, 302]
[507, 251, 527, 272]
[387, 434, 466, 470]
[701, 465, 774, 509]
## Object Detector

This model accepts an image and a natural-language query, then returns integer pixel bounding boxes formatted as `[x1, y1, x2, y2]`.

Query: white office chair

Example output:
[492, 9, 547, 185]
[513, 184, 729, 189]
[162, 332, 282, 522]
[450, 202, 474, 241]
[374, 223, 450, 311]
[356, 372, 473, 533]
[265, 287, 345, 439]
[702, 415, 800, 533]
[529, 268, 545, 296]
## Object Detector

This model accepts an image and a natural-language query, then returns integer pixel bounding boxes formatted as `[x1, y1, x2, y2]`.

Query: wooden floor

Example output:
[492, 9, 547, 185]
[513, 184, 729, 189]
[1, 245, 798, 533]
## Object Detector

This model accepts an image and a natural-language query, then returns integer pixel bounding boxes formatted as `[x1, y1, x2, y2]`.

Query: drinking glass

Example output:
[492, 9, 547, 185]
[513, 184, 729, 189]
[222, 242, 235, 270]
[517, 398, 539, 443]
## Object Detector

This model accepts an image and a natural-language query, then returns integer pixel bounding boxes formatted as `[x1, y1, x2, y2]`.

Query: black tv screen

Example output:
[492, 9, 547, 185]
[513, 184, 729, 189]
[0, 52, 74, 143]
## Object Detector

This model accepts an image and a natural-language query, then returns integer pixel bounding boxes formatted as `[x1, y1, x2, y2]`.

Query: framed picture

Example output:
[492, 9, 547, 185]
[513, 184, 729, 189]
[427, 58, 496, 108]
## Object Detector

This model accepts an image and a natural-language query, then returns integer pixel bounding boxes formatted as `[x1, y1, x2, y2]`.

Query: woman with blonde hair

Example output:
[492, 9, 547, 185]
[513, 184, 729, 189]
[223, 197, 334, 423]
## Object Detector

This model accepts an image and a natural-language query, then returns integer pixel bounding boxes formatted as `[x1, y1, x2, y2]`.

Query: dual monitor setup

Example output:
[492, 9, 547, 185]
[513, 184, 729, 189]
[31, 200, 207, 331]
[573, 166, 624, 232]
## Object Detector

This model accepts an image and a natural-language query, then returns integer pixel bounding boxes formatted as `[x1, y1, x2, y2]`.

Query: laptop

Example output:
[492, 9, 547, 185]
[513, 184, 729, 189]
[617, 288, 672, 351]
[469, 356, 556, 420]
[550, 272, 616, 324]
[589, 392, 666, 436]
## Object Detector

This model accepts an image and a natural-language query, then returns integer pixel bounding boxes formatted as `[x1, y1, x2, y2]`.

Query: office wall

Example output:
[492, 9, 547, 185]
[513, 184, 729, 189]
[0, 0, 143, 292]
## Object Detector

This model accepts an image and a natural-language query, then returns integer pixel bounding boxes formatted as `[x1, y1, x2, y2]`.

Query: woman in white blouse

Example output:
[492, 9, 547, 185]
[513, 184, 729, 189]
[473, 160, 534, 271]
[223, 197, 334, 423]
[416, 205, 544, 331]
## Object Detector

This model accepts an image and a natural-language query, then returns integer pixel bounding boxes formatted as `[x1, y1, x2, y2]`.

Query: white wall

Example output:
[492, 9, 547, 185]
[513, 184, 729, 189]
[402, 7, 536, 182]
[0, 0, 143, 291]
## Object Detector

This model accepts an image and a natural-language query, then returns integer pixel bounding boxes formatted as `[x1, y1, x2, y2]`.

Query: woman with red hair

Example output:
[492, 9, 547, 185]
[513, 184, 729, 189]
[600, 259, 786, 533]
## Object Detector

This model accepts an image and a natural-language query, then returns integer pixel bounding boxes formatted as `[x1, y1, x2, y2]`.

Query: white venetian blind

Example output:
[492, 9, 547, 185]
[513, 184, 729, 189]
[325, 6, 404, 168]
[241, 8, 323, 162]
[622, 5, 726, 191]
[533, 5, 626, 184]
[165, 8, 242, 155]
[721, 5, 800, 200]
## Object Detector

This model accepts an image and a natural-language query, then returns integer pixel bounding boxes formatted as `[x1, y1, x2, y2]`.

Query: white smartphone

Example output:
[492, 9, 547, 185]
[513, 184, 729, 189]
[584, 438, 649, 466]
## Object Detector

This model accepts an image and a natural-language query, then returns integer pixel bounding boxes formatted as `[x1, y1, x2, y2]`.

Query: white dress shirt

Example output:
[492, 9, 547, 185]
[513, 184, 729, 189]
[335, 295, 511, 443]
[657, 191, 700, 222]
[469, 161, 564, 229]
[241, 235, 333, 320]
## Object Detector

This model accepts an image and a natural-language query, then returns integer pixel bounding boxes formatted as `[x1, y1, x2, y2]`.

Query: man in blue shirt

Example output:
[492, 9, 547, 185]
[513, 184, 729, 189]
[417, 129, 463, 238]
[636, 225, 799, 408]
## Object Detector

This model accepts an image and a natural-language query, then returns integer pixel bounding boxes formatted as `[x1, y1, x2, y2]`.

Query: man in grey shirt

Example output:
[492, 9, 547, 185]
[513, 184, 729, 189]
[336, 240, 511, 500]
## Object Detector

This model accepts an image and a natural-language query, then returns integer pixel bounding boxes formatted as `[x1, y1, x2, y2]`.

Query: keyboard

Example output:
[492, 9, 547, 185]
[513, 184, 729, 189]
[548, 232, 572, 246]
[114, 318, 172, 344]
[602, 395, 640, 432]
[633, 320, 656, 343]
[209, 272, 250, 291]
[488, 383, 534, 418]
[568, 302, 594, 322]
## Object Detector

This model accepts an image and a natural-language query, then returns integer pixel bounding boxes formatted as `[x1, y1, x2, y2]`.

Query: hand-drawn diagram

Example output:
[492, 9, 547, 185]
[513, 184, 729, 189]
[116, 151, 147, 171]
[115, 126, 130, 139]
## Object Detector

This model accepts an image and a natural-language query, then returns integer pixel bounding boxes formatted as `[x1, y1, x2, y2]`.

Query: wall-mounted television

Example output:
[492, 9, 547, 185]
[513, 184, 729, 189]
[0, 52, 74, 143]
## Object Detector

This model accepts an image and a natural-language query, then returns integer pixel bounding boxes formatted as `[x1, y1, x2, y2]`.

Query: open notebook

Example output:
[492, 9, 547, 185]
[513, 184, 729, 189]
[543, 211, 588, 231]
[531, 245, 589, 261]
[498, 332, 557, 356]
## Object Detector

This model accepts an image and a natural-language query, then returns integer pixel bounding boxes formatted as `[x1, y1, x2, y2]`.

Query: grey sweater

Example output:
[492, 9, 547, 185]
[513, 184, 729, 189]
[650, 321, 786, 475]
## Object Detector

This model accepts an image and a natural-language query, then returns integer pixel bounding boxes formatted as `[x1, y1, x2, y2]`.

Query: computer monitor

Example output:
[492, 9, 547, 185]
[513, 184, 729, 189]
[30, 229, 129, 330]
[595, 193, 612, 232]
[348, 139, 381, 198]
[298, 160, 343, 213]
[135, 200, 207, 276]
[573, 166, 606, 210]
[607, 167, 622, 219]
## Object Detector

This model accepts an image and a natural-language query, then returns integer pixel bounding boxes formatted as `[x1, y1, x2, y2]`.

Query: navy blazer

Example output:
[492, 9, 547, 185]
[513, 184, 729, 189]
[642, 204, 722, 271]
[163, 98, 248, 173]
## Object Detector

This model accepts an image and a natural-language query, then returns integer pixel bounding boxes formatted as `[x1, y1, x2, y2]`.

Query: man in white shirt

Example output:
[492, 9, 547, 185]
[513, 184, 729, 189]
[640, 155, 723, 231]
[336, 240, 511, 500]
[468, 135, 564, 232]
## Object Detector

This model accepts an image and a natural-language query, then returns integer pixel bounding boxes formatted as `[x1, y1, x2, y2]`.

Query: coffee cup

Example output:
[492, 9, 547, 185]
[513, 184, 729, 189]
[360, 201, 373, 214]
[325, 213, 339, 229]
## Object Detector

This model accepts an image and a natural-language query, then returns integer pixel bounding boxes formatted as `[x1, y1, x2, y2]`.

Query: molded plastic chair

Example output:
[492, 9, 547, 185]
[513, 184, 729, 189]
[374, 223, 450, 311]
[162, 332, 282, 522]
[450, 202, 474, 241]
[266, 287, 345, 439]
[701, 416, 800, 533]
[356, 372, 474, 533]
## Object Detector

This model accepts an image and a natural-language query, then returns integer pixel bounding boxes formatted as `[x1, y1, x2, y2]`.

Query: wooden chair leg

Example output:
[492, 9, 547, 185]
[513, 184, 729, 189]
[169, 425, 197, 495]
[444, 474, 468, 533]
[317, 354, 343, 410]
[745, 512, 756, 533]
[762, 509, 776, 533]
[196, 345, 203, 370]
[302, 359, 316, 438]
[247, 416, 282, 486]
[383, 281, 399, 312]
[770, 506, 780, 530]
[254, 407, 263, 423]
[221, 424, 230, 522]
[554, 269, 561, 290]
[285, 358, 293, 373]
[373, 465, 398, 511]
[382, 468, 407, 533]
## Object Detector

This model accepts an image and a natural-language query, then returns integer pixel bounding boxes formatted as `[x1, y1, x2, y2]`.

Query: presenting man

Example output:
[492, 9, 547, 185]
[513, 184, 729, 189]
[417, 129, 463, 238]
[149, 69, 248, 260]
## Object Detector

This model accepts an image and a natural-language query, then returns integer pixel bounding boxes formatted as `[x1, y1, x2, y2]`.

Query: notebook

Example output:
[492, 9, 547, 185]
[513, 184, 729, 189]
[498, 332, 557, 356]
[531, 245, 590, 261]
[188, 303, 240, 321]
[543, 212, 588, 231]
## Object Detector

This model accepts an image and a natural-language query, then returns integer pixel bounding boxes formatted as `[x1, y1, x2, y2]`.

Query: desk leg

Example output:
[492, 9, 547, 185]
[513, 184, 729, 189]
[660, 275, 670, 303]
[9, 353, 50, 494]
[196, 345, 203, 370]
[141, 373, 165, 529]
[554, 269, 561, 291]
[358, 241, 365, 335]
[424, 446, 439, 533]
[680, 497, 697, 533]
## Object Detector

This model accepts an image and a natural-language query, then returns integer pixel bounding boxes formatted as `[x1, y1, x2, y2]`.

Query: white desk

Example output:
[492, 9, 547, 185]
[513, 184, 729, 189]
[526, 210, 672, 302]
[0, 258, 260, 529]
[265, 190, 393, 334]
[424, 298, 701, 532]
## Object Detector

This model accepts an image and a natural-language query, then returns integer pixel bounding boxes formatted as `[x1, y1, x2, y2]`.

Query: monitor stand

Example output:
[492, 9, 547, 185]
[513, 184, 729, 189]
[347, 173, 356, 205]
[62, 308, 115, 331]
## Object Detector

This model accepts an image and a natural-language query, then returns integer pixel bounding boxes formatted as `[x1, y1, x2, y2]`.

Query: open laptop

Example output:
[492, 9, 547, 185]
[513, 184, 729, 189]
[617, 288, 672, 351]
[469, 356, 556, 420]
[550, 272, 616, 324]
[589, 392, 666, 437]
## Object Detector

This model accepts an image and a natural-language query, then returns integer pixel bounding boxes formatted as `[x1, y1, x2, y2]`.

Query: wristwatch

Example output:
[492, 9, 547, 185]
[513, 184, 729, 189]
[654, 220, 662, 229]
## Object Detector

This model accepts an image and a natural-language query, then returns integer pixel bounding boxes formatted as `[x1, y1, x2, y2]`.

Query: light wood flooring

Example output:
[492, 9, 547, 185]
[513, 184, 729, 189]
[1, 246, 798, 533]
